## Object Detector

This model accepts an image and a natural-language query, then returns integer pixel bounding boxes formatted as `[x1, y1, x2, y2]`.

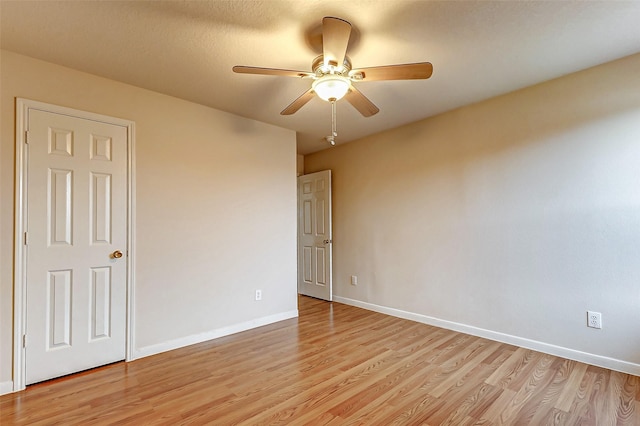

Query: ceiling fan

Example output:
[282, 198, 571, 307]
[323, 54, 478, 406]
[232, 16, 433, 118]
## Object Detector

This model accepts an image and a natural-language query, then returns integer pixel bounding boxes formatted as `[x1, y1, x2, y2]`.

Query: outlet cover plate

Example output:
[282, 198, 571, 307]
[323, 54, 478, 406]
[587, 311, 602, 329]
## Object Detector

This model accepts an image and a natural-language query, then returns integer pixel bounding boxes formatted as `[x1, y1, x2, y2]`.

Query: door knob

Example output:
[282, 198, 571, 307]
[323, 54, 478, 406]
[323, 239, 332, 244]
[111, 250, 123, 259]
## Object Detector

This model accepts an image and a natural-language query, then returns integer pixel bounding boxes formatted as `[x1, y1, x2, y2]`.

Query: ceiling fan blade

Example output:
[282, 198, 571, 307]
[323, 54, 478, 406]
[349, 62, 433, 81]
[344, 86, 379, 117]
[233, 66, 313, 78]
[281, 88, 316, 115]
[322, 17, 352, 69]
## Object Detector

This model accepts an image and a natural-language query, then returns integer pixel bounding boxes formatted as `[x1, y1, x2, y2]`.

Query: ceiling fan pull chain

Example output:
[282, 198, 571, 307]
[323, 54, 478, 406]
[331, 100, 338, 141]
[324, 100, 338, 146]
[325, 100, 337, 146]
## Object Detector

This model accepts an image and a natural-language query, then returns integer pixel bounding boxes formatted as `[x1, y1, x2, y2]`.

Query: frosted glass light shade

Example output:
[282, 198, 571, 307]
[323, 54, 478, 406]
[312, 76, 350, 101]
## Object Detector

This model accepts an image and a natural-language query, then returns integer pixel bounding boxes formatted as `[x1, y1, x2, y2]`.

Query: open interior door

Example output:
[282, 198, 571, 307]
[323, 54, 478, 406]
[297, 170, 332, 301]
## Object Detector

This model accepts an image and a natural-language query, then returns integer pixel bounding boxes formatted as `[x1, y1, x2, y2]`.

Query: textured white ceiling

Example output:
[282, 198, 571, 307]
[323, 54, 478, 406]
[2, 0, 640, 154]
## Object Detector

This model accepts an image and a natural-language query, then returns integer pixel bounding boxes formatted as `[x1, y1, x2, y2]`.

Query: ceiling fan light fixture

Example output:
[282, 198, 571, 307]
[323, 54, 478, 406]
[312, 75, 351, 101]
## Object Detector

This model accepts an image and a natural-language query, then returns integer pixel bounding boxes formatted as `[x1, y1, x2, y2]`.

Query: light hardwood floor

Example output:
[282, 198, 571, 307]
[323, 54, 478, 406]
[1, 295, 638, 425]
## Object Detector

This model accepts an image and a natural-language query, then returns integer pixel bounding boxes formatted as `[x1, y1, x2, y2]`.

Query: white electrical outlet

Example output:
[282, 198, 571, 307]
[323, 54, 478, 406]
[587, 311, 602, 329]
[255, 290, 262, 301]
[351, 275, 358, 286]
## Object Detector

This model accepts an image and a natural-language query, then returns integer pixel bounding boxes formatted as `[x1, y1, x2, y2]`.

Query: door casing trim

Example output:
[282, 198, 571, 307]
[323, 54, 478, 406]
[13, 98, 136, 392]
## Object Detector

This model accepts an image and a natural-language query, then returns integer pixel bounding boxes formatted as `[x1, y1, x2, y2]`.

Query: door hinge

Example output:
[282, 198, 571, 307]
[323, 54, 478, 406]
[23, 335, 27, 348]
[25, 130, 30, 144]
[24, 231, 28, 245]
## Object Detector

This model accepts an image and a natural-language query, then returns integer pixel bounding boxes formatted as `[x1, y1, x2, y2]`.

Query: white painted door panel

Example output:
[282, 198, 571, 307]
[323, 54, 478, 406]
[26, 109, 127, 384]
[298, 170, 332, 301]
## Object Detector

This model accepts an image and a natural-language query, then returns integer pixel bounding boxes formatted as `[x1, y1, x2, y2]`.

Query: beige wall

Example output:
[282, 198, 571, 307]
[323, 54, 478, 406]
[306, 53, 640, 374]
[0, 50, 298, 390]
[297, 154, 304, 176]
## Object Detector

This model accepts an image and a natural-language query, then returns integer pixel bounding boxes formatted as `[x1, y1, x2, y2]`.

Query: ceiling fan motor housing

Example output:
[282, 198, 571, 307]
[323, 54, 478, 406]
[312, 55, 352, 76]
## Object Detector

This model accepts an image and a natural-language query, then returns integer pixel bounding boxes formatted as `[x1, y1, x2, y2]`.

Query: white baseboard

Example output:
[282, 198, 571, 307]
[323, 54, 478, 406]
[333, 296, 640, 377]
[132, 310, 298, 361]
[0, 380, 14, 396]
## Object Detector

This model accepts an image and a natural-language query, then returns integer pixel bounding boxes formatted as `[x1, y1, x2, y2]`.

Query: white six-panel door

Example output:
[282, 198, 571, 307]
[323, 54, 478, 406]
[297, 170, 332, 301]
[25, 108, 128, 385]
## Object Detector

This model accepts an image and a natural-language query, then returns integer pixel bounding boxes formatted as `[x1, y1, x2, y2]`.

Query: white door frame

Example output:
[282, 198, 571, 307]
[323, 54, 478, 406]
[12, 98, 136, 392]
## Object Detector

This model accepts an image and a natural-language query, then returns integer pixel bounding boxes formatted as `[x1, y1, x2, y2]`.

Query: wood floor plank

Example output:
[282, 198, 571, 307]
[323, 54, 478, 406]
[485, 346, 538, 388]
[499, 353, 557, 424]
[554, 361, 589, 412]
[476, 386, 519, 424]
[522, 360, 590, 424]
[429, 379, 501, 425]
[326, 342, 447, 421]
[1, 295, 637, 425]
[564, 370, 599, 424]
[610, 371, 638, 426]
[429, 340, 502, 398]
